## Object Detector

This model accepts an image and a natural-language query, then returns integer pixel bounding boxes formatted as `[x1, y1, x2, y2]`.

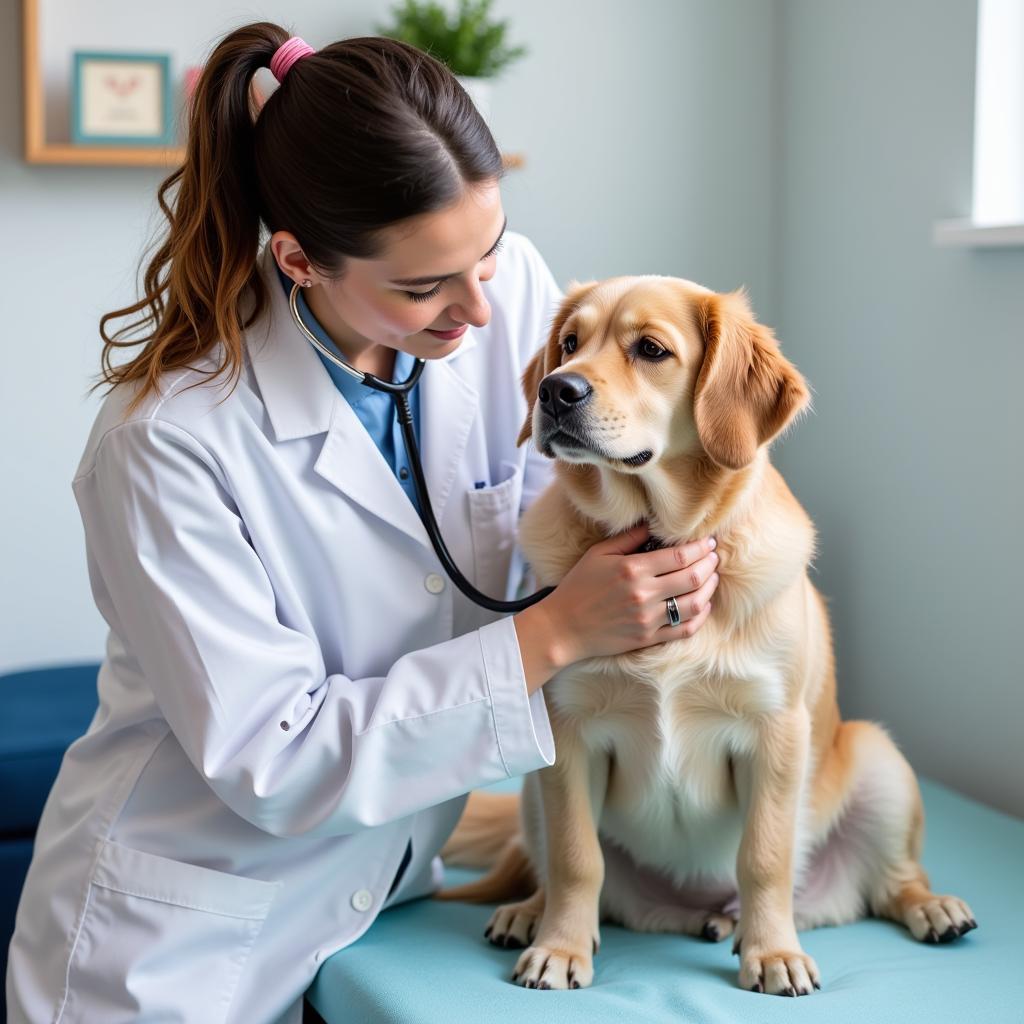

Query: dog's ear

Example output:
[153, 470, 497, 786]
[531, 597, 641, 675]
[693, 289, 810, 469]
[516, 280, 599, 447]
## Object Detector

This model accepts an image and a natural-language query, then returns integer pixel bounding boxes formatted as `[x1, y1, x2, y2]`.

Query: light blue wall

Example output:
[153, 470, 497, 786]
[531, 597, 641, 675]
[774, 0, 1024, 818]
[492, 0, 780, 311]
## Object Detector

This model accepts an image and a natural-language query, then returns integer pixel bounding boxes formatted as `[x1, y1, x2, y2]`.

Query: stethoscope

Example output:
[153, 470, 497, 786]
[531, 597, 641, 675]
[288, 282, 554, 613]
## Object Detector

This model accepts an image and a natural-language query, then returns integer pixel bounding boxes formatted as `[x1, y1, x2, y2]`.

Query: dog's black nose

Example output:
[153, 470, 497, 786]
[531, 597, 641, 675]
[538, 373, 592, 420]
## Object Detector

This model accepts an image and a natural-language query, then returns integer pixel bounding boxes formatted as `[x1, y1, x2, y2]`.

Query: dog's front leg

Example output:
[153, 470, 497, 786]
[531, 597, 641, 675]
[512, 715, 607, 990]
[733, 709, 821, 996]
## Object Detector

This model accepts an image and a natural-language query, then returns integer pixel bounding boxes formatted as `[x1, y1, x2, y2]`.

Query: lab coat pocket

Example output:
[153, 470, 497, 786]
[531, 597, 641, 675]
[63, 837, 280, 1023]
[466, 459, 523, 600]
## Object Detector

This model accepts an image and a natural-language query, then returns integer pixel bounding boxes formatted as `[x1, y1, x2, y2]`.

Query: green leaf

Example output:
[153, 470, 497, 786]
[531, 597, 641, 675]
[375, 0, 527, 77]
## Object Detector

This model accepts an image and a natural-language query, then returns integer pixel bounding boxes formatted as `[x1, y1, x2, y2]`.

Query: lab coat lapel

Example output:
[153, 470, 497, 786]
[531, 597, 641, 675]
[247, 245, 478, 552]
[317, 351, 478, 550]
[313, 398, 431, 548]
[417, 346, 479, 530]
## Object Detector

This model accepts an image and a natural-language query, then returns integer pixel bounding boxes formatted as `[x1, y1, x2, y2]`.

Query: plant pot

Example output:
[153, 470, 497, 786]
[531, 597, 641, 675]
[456, 75, 492, 124]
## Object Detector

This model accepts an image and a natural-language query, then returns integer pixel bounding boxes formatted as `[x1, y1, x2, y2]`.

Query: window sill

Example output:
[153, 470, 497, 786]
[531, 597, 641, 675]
[932, 219, 1024, 248]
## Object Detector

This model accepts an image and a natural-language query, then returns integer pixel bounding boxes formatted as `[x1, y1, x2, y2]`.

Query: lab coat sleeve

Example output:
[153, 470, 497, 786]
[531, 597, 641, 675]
[72, 419, 555, 839]
[515, 234, 564, 516]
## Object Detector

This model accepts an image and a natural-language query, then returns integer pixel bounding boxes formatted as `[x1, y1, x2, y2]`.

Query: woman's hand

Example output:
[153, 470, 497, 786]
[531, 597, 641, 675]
[514, 522, 719, 689]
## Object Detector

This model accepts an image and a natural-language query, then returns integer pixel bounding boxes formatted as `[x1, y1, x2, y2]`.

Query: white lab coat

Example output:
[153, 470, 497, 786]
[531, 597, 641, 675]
[6, 231, 561, 1024]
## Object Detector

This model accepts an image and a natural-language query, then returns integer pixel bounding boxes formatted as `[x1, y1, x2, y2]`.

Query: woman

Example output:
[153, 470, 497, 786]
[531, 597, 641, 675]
[5, 23, 720, 1024]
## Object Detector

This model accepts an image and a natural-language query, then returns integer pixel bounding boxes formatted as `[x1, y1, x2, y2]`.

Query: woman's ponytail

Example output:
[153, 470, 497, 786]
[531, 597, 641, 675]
[95, 22, 288, 414]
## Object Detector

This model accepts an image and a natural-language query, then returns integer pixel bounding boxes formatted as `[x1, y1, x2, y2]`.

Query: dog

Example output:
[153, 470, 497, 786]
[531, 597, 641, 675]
[436, 275, 976, 996]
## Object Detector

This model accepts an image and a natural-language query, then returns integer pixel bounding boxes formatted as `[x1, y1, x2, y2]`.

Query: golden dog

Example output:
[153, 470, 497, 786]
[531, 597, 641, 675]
[438, 276, 976, 996]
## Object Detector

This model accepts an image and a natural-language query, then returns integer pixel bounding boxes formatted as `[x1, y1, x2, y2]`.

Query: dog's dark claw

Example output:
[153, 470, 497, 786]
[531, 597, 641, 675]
[571, 980, 580, 989]
[751, 982, 763, 993]
[940, 925, 959, 943]
[813, 980, 822, 990]
[484, 926, 492, 939]
[538, 980, 550, 990]
[783, 986, 796, 997]
[925, 927, 940, 943]
[503, 934, 524, 949]
[732, 939, 742, 956]
[701, 921, 720, 942]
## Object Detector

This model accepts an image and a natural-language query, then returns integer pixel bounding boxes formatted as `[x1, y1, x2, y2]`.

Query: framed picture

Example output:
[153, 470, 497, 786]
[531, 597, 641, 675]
[71, 51, 173, 146]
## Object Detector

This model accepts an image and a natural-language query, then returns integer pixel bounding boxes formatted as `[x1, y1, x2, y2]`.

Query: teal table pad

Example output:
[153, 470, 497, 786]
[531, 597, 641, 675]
[309, 777, 1022, 1022]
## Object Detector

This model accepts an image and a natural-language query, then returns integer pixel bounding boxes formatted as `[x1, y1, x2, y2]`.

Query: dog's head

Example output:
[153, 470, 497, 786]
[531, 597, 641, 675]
[517, 277, 809, 471]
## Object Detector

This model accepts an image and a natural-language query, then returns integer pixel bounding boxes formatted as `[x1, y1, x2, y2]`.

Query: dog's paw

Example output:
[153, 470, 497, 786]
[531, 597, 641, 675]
[512, 942, 595, 990]
[739, 949, 821, 996]
[699, 912, 736, 943]
[484, 897, 543, 949]
[902, 894, 977, 944]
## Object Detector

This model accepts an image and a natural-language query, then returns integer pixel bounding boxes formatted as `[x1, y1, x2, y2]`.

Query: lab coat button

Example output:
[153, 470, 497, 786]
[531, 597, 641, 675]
[351, 888, 373, 912]
[424, 573, 445, 594]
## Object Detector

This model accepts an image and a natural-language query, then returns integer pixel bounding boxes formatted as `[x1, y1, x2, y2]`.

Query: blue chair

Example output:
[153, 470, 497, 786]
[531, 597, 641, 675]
[0, 664, 101, 994]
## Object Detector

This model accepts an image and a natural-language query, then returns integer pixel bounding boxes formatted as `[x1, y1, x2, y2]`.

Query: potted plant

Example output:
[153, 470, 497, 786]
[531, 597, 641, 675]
[375, 0, 527, 123]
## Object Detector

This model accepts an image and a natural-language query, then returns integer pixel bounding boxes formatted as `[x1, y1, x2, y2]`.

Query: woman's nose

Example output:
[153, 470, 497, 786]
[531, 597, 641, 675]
[450, 275, 491, 328]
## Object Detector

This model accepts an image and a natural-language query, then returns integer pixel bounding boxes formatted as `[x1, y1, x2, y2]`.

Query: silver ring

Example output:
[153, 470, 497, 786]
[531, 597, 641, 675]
[665, 595, 681, 627]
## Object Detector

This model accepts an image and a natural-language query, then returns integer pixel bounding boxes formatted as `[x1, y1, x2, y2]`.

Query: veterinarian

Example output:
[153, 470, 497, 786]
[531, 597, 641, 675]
[6, 24, 721, 1024]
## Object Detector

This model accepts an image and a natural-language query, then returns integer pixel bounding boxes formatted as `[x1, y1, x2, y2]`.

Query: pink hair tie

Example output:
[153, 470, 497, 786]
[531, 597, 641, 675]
[270, 36, 315, 81]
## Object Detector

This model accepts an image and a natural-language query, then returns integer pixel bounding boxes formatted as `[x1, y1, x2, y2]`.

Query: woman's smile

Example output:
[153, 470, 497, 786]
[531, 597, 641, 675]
[425, 324, 469, 340]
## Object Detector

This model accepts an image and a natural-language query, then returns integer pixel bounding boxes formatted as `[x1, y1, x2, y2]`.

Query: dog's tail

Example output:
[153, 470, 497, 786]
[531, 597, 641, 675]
[434, 789, 537, 904]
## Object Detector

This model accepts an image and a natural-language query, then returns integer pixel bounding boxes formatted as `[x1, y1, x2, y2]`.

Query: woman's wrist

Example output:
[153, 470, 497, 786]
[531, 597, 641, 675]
[512, 599, 576, 695]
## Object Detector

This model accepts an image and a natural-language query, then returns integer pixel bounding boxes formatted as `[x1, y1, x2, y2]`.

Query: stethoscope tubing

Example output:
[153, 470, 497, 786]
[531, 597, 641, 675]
[289, 282, 555, 613]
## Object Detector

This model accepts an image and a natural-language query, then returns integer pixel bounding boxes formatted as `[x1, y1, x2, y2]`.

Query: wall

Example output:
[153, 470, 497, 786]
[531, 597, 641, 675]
[775, 0, 1024, 817]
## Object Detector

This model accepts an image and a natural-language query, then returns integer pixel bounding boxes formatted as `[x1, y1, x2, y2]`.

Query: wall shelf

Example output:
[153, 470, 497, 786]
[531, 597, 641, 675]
[26, 143, 186, 167]
[22, 0, 525, 171]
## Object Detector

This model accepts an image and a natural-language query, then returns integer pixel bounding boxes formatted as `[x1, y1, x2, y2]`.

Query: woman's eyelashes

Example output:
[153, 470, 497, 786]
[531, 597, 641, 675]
[406, 283, 443, 303]
[403, 237, 505, 302]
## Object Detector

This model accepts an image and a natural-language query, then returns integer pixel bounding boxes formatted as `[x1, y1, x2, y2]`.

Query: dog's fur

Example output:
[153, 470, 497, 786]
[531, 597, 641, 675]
[436, 276, 975, 995]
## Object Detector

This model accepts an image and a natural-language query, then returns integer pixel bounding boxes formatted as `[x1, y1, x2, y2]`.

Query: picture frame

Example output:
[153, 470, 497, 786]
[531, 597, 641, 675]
[71, 51, 173, 146]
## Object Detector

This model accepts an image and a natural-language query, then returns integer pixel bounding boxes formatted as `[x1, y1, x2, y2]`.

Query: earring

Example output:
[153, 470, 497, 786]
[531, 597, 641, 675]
[302, 279, 312, 288]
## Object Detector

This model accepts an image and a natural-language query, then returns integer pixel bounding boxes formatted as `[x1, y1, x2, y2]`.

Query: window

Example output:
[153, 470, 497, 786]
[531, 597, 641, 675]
[934, 0, 1024, 246]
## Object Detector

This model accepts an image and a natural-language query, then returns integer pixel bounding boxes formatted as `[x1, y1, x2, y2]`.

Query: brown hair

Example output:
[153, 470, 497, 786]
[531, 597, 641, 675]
[94, 22, 506, 415]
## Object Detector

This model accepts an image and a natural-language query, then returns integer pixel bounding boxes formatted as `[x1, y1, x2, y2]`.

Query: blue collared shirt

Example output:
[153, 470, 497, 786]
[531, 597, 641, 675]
[276, 267, 422, 514]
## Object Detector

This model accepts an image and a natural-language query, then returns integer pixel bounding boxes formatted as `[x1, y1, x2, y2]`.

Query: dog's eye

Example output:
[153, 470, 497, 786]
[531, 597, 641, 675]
[562, 333, 578, 354]
[638, 338, 667, 359]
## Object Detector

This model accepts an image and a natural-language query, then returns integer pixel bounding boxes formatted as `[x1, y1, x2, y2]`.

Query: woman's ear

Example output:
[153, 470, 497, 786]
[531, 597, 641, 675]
[516, 280, 599, 447]
[693, 289, 810, 469]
